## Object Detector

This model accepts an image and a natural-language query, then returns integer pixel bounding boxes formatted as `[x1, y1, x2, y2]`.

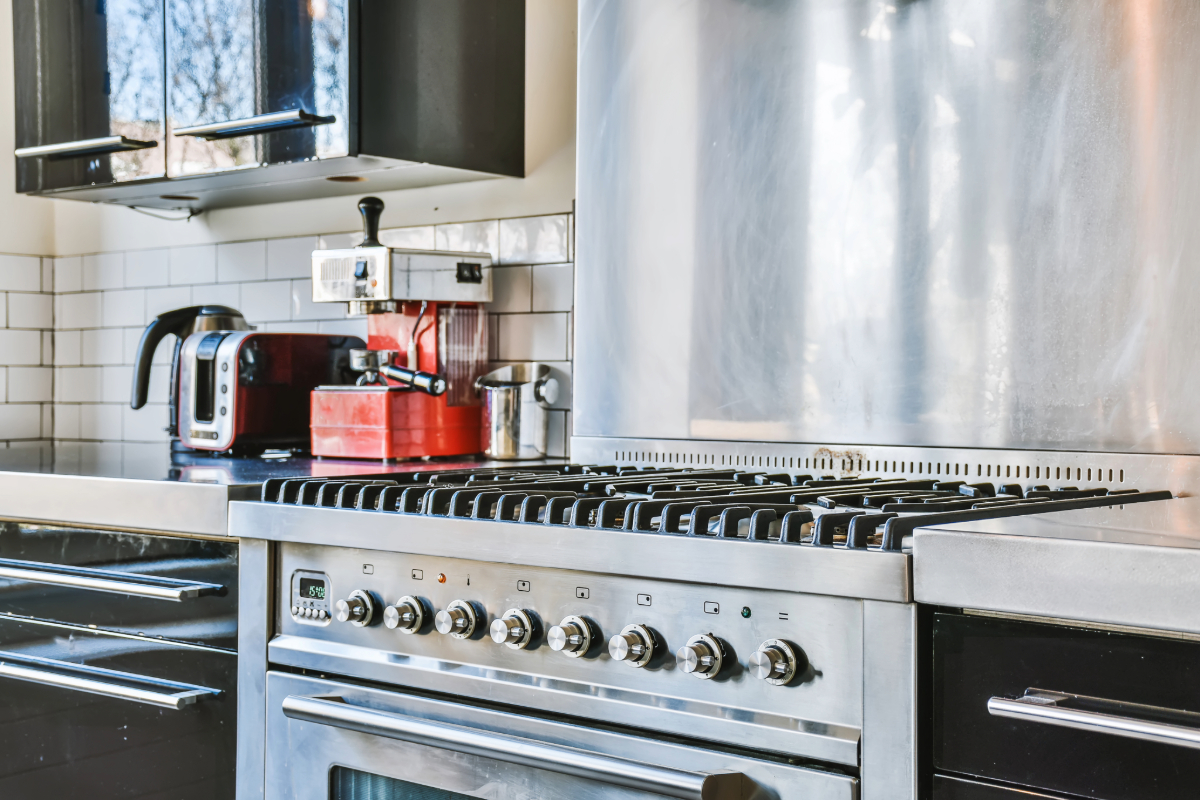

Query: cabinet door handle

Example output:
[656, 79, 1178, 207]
[173, 109, 336, 140]
[0, 557, 224, 601]
[0, 651, 220, 709]
[283, 694, 744, 799]
[15, 135, 157, 160]
[988, 688, 1200, 750]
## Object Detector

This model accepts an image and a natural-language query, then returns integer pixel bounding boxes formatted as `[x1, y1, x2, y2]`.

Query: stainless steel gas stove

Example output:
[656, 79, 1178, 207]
[231, 464, 1171, 800]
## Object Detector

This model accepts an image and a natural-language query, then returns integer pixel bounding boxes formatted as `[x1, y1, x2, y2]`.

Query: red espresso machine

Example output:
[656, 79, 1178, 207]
[309, 197, 492, 460]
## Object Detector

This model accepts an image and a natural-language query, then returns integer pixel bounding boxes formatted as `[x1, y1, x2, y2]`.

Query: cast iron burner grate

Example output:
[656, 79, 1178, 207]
[258, 466, 1172, 553]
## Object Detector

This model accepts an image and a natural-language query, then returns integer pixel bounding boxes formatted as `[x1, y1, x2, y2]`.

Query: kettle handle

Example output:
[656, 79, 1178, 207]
[130, 306, 204, 409]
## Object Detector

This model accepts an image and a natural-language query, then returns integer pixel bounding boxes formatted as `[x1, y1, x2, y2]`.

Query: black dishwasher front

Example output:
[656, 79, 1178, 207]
[933, 611, 1200, 800]
[0, 523, 237, 800]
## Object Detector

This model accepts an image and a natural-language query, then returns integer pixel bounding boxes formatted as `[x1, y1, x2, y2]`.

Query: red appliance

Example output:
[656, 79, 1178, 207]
[131, 305, 363, 454]
[308, 197, 492, 460]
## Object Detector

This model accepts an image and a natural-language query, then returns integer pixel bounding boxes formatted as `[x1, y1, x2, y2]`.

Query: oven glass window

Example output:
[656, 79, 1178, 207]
[332, 767, 476, 800]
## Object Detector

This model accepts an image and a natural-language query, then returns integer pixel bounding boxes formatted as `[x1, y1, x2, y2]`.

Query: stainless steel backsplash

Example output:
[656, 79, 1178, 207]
[574, 0, 1200, 455]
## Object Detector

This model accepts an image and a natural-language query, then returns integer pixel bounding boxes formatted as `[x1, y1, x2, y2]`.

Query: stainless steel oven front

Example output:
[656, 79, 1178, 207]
[265, 670, 854, 800]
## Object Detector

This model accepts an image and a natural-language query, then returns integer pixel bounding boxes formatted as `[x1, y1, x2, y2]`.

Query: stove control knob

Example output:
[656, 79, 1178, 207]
[384, 596, 427, 634]
[489, 609, 538, 649]
[334, 590, 376, 627]
[676, 634, 725, 679]
[434, 600, 479, 639]
[749, 639, 803, 686]
[547, 615, 595, 657]
[608, 624, 656, 667]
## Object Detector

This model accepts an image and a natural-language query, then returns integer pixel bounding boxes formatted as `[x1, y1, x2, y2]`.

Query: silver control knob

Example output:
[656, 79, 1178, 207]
[384, 596, 426, 634]
[676, 633, 725, 679]
[433, 600, 479, 639]
[489, 609, 538, 649]
[334, 590, 376, 627]
[608, 624, 656, 667]
[547, 615, 594, 657]
[749, 639, 803, 685]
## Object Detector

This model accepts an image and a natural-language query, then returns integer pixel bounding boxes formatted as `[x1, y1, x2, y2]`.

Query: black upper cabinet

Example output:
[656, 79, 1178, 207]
[165, 0, 351, 177]
[11, 0, 525, 208]
[13, 0, 166, 193]
[360, 1, 525, 178]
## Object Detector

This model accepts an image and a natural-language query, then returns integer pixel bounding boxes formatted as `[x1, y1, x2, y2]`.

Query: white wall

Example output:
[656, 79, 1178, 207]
[0, 0, 578, 449]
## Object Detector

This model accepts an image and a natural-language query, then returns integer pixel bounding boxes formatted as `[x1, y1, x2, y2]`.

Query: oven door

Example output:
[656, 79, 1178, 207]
[265, 671, 856, 800]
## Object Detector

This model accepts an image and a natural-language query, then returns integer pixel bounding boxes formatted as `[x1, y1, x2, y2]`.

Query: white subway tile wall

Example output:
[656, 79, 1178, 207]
[0, 255, 54, 443]
[37, 212, 575, 456]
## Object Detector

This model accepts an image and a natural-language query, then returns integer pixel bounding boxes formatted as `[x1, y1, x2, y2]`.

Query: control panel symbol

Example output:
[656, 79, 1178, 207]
[704, 601, 720, 614]
[362, 564, 374, 574]
[517, 580, 531, 592]
[637, 594, 652, 606]
[576, 587, 590, 599]
[412, 569, 423, 580]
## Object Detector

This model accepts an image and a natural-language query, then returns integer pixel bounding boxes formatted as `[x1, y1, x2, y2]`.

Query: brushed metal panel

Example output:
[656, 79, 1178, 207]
[862, 601, 917, 800]
[265, 671, 858, 800]
[230, 501, 911, 602]
[576, 0, 1200, 454]
[271, 543, 865, 763]
[913, 497, 1200, 633]
[571, 436, 1200, 495]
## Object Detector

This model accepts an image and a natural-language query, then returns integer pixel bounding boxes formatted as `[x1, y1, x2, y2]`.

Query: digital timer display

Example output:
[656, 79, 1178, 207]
[299, 578, 326, 600]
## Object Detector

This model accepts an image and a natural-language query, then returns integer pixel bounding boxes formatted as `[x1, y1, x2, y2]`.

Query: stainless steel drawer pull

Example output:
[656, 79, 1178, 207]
[988, 688, 1200, 750]
[0, 651, 220, 710]
[174, 109, 336, 140]
[15, 135, 157, 159]
[282, 694, 743, 800]
[0, 557, 224, 601]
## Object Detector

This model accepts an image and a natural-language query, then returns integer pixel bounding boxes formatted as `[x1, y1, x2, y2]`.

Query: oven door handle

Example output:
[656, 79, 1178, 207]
[0, 651, 221, 710]
[0, 557, 224, 601]
[282, 694, 744, 800]
[988, 688, 1200, 750]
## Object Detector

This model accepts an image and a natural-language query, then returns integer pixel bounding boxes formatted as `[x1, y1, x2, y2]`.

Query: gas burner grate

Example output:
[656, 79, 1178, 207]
[258, 467, 1172, 552]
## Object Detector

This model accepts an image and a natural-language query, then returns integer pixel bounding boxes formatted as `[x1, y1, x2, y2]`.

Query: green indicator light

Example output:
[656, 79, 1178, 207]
[741, 606, 752, 618]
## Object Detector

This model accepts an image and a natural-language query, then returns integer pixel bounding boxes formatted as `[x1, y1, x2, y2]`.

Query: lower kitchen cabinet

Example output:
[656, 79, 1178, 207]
[0, 590, 236, 798]
[933, 775, 1068, 799]
[933, 611, 1200, 800]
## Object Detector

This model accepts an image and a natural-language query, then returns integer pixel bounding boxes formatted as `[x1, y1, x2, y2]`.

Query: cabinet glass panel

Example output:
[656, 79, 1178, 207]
[12, 0, 166, 192]
[166, 0, 351, 177]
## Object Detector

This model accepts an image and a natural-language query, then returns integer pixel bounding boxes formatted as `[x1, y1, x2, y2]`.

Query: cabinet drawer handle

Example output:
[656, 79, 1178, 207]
[0, 651, 220, 709]
[988, 688, 1200, 750]
[283, 694, 743, 799]
[0, 557, 224, 601]
[15, 135, 158, 160]
[174, 109, 336, 140]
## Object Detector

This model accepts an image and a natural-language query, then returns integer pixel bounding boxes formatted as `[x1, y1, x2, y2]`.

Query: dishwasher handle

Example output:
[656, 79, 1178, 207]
[282, 694, 744, 800]
[988, 688, 1200, 750]
[0, 651, 220, 710]
[0, 556, 224, 601]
